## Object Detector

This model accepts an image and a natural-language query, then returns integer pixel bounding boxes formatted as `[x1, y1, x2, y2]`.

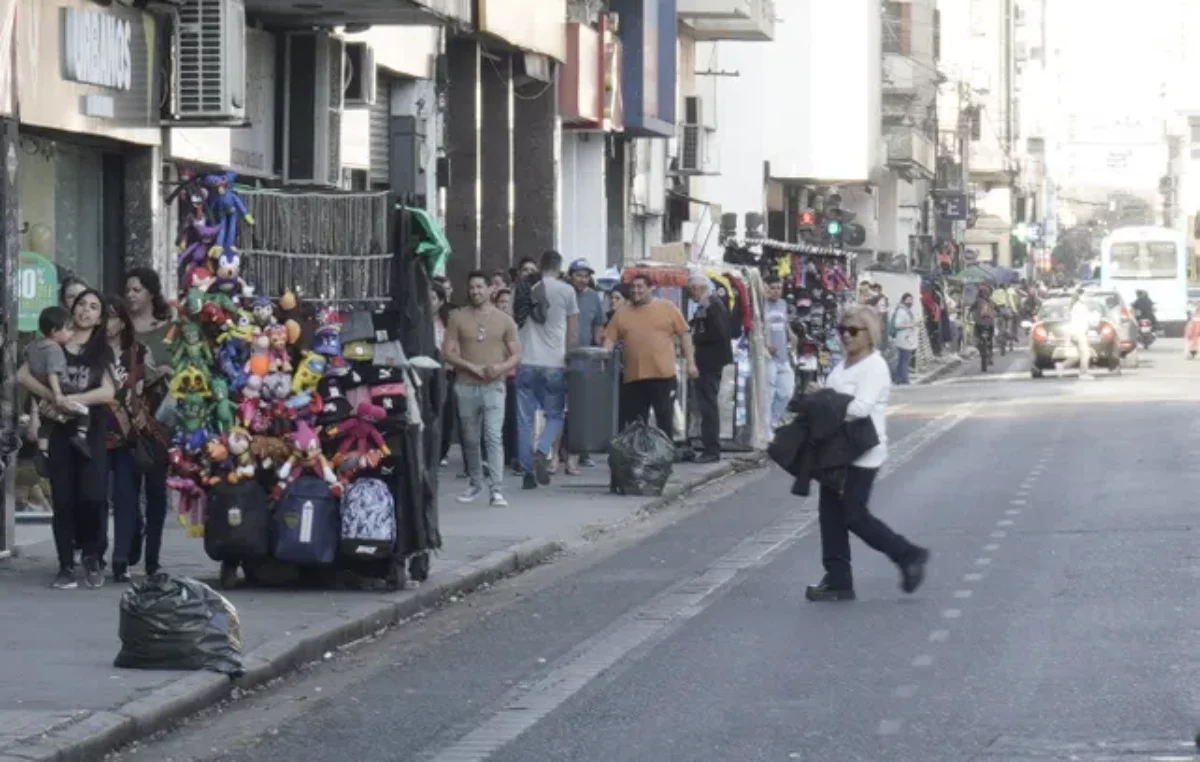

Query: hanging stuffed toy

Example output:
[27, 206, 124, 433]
[204, 171, 255, 258]
[273, 421, 341, 498]
[177, 223, 220, 292]
[326, 401, 391, 482]
[313, 307, 343, 357]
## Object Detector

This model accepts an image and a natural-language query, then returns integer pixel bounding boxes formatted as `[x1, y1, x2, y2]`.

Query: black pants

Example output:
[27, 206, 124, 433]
[440, 372, 461, 462]
[503, 375, 518, 466]
[818, 466, 919, 589]
[692, 371, 721, 456]
[48, 417, 108, 571]
[620, 378, 676, 440]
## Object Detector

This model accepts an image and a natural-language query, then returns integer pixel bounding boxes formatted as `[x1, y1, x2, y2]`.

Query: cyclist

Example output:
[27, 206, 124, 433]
[971, 286, 998, 360]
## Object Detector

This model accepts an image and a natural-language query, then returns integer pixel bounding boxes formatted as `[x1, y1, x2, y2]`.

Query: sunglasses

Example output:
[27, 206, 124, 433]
[837, 324, 865, 338]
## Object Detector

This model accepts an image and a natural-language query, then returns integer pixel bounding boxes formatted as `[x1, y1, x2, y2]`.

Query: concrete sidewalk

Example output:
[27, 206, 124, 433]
[0, 449, 763, 762]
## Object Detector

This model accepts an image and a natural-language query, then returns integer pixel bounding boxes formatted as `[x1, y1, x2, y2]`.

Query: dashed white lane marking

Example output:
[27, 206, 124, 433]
[997, 519, 1014, 527]
[877, 719, 904, 736]
[953, 590, 973, 599]
[990, 530, 1007, 539]
[912, 654, 935, 668]
[984, 543, 1000, 552]
[1010, 498, 1027, 505]
[942, 608, 963, 619]
[893, 684, 919, 698]
[928, 630, 950, 643]
[1005, 509, 1021, 516]
[418, 402, 982, 762]
[976, 557, 993, 566]
[963, 572, 984, 582]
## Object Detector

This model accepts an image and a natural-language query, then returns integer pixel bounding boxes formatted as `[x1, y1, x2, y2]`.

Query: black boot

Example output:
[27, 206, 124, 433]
[805, 577, 856, 602]
[899, 548, 931, 594]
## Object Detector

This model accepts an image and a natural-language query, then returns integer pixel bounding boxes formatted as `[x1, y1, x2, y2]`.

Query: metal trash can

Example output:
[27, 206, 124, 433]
[565, 346, 621, 453]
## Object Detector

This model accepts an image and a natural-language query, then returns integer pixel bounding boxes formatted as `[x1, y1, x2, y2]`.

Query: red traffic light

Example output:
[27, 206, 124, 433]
[797, 210, 818, 228]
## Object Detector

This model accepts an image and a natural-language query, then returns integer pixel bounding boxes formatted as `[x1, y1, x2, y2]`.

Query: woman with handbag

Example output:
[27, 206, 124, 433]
[105, 298, 171, 583]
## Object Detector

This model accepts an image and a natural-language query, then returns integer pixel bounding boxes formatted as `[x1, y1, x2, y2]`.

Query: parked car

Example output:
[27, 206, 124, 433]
[1027, 297, 1123, 378]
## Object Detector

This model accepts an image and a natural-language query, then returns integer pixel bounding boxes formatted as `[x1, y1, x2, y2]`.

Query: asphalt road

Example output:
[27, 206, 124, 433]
[120, 341, 1200, 762]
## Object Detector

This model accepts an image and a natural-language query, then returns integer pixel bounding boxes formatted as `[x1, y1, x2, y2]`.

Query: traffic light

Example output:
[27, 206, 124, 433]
[797, 209, 818, 229]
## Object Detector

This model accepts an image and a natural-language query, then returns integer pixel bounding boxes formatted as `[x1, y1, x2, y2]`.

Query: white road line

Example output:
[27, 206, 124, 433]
[1010, 499, 1027, 505]
[953, 589, 973, 599]
[942, 608, 963, 619]
[998, 519, 1014, 527]
[912, 654, 935, 668]
[893, 684, 919, 698]
[417, 402, 980, 762]
[1006, 509, 1021, 515]
[877, 719, 904, 736]
[976, 557, 993, 566]
[963, 572, 984, 582]
[984, 543, 1000, 552]
[928, 630, 950, 643]
[990, 531, 1007, 539]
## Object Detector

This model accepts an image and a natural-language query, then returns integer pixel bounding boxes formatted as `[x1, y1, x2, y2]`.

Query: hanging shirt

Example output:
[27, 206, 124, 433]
[765, 298, 790, 361]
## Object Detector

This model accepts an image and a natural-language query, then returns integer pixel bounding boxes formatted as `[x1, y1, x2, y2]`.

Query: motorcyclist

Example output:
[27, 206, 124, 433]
[990, 283, 1018, 341]
[1132, 290, 1157, 330]
[971, 286, 997, 354]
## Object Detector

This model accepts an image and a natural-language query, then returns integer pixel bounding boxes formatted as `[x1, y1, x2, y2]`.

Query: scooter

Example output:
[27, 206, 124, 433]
[1138, 319, 1156, 350]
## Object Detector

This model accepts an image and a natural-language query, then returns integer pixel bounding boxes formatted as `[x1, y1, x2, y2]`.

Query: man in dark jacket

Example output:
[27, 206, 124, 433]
[687, 273, 733, 462]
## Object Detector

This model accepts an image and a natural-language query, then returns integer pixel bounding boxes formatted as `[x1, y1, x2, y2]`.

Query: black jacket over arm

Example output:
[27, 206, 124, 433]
[690, 294, 734, 374]
[767, 389, 880, 496]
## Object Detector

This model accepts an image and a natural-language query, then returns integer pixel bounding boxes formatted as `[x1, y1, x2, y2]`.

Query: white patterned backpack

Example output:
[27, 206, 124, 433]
[339, 478, 396, 559]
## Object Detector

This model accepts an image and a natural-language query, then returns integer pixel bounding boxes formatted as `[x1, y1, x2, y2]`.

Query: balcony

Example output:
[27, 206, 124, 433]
[884, 127, 935, 181]
[242, 0, 471, 27]
[678, 0, 774, 41]
[883, 52, 917, 96]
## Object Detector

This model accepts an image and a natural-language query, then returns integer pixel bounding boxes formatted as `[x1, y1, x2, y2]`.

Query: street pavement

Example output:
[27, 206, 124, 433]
[0, 447, 752, 760]
[105, 341, 1200, 762]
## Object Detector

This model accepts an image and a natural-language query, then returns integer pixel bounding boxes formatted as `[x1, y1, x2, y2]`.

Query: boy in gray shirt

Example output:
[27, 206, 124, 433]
[29, 306, 90, 457]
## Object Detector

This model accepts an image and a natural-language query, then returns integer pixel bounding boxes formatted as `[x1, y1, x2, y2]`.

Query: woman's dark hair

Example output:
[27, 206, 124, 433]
[58, 274, 87, 309]
[105, 296, 137, 352]
[69, 288, 114, 370]
[126, 266, 172, 322]
[901, 292, 913, 302]
[431, 282, 452, 324]
[492, 287, 511, 304]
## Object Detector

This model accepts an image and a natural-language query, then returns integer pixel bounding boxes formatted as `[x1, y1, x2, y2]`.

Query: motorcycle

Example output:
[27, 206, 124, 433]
[976, 323, 995, 373]
[1138, 318, 1156, 350]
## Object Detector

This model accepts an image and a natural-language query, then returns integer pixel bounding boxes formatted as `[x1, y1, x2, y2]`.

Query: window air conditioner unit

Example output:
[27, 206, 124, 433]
[343, 41, 377, 107]
[679, 95, 713, 174]
[174, 0, 247, 121]
[283, 31, 345, 187]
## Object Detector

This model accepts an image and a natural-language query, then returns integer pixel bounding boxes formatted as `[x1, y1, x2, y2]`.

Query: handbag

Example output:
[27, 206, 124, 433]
[113, 346, 171, 471]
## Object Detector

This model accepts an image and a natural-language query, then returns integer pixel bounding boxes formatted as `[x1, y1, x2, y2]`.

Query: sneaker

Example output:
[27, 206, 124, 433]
[490, 490, 508, 507]
[899, 548, 931, 594]
[534, 452, 552, 486]
[522, 473, 538, 490]
[82, 557, 104, 589]
[111, 562, 130, 584]
[51, 569, 77, 590]
[456, 484, 485, 504]
[579, 455, 596, 468]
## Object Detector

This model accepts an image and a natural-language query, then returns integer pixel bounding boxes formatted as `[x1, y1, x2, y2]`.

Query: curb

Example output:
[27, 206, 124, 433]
[2, 456, 764, 762]
[915, 355, 965, 385]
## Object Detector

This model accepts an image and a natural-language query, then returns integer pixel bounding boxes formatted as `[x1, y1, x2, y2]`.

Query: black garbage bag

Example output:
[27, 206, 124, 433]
[114, 574, 244, 675]
[608, 420, 675, 496]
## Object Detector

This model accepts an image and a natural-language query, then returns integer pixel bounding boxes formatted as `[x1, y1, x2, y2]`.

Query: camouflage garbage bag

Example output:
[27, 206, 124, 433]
[114, 573, 244, 675]
[608, 420, 675, 497]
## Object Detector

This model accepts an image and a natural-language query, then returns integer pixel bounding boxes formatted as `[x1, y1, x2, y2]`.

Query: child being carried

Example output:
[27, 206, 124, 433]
[28, 306, 91, 459]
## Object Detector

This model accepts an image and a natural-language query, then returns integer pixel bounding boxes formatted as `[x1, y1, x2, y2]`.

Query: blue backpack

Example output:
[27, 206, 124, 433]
[273, 476, 341, 566]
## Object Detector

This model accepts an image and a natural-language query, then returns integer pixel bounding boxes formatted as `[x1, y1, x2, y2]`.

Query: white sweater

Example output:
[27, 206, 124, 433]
[824, 350, 890, 468]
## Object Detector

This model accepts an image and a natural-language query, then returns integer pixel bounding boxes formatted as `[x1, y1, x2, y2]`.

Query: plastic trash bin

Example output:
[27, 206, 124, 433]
[566, 346, 621, 453]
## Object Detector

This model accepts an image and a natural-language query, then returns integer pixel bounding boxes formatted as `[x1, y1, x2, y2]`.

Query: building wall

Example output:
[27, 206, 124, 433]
[561, 131, 606, 265]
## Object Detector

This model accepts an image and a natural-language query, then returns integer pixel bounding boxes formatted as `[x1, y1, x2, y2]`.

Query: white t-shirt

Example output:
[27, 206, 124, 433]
[519, 276, 579, 368]
[824, 350, 890, 468]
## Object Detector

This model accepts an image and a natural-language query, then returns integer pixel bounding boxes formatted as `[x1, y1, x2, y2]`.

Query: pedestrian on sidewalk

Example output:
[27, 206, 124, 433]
[890, 293, 918, 385]
[764, 275, 796, 428]
[806, 305, 930, 602]
[431, 283, 462, 468]
[18, 289, 116, 590]
[686, 272, 732, 463]
[603, 273, 697, 443]
[493, 288, 520, 472]
[443, 271, 521, 507]
[562, 258, 606, 473]
[515, 250, 579, 490]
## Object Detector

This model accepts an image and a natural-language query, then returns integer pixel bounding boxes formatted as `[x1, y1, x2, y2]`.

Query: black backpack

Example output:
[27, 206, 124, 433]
[204, 480, 272, 562]
[513, 273, 547, 328]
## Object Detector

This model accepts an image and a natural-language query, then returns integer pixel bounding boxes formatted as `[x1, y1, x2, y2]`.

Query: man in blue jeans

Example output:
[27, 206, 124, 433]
[443, 271, 522, 506]
[516, 250, 579, 490]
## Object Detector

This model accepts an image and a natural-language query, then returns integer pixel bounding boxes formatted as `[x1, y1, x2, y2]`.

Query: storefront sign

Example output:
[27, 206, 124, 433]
[62, 7, 133, 91]
[609, 0, 675, 137]
[17, 252, 58, 332]
[16, 0, 160, 145]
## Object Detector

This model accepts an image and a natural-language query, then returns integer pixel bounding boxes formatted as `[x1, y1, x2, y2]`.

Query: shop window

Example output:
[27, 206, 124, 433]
[13, 134, 116, 516]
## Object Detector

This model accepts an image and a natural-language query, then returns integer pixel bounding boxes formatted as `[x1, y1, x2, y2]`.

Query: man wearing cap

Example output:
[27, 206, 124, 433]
[561, 259, 607, 472]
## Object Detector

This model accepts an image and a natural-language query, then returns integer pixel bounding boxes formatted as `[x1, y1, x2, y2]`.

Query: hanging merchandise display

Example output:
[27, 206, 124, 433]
[163, 173, 446, 590]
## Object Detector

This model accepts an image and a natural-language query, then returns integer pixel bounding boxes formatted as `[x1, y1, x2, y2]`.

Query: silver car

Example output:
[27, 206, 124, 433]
[1081, 288, 1138, 363]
